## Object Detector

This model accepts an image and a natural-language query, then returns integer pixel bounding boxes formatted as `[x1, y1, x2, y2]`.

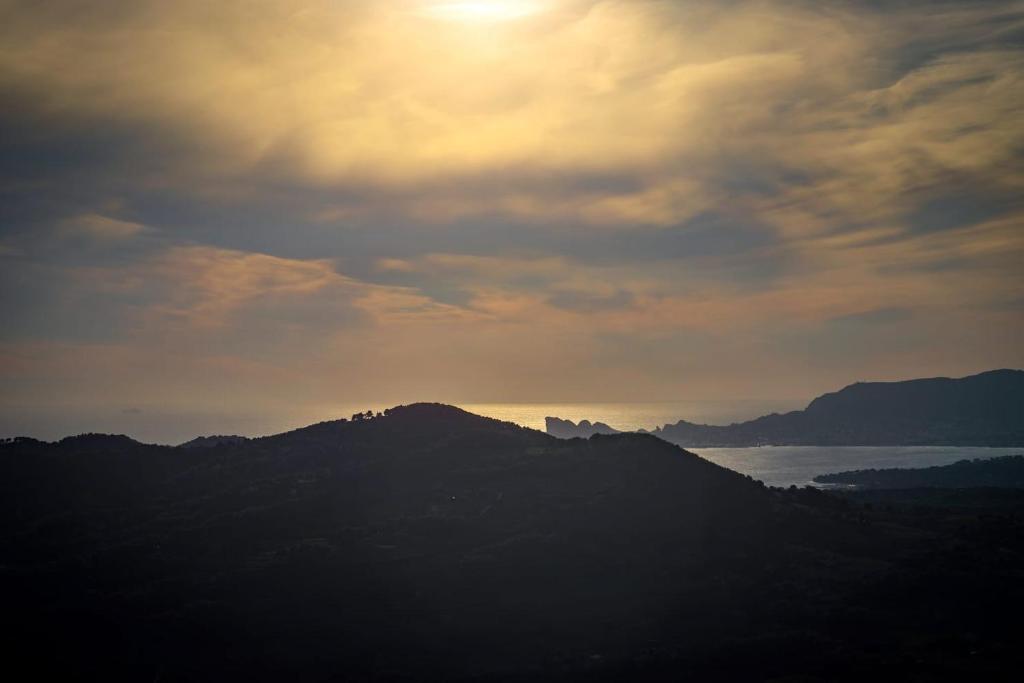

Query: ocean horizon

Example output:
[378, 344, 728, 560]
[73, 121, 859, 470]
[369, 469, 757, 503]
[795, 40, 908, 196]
[458, 400, 805, 433]
[6, 399, 1021, 489]
[0, 399, 805, 445]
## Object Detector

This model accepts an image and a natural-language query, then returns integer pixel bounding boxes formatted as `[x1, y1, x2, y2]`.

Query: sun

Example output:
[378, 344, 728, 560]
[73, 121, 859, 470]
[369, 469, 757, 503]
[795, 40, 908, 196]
[424, 1, 547, 23]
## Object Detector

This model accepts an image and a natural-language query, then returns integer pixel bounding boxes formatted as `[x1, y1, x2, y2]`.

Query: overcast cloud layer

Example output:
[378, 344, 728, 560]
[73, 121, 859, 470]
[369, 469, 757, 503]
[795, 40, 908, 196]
[1, 0, 1022, 441]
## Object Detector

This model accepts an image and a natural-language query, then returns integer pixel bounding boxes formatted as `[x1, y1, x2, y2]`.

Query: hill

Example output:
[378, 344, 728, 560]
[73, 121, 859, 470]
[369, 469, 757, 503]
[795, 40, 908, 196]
[178, 434, 249, 448]
[4, 403, 1024, 680]
[548, 370, 1024, 446]
[814, 454, 1024, 489]
[545, 416, 620, 438]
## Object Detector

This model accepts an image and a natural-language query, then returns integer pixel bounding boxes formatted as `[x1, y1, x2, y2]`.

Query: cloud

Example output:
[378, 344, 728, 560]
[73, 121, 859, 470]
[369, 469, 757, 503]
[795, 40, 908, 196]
[0, 1, 1022, 434]
[1, 1, 1020, 233]
[548, 289, 635, 313]
[0, 4, 897, 181]
[828, 307, 914, 326]
[61, 213, 148, 240]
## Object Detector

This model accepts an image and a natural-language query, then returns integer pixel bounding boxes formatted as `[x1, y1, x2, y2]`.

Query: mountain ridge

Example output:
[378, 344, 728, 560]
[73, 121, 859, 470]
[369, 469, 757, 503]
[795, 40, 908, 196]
[546, 369, 1024, 446]
[0, 402, 774, 680]
[5, 401, 1024, 680]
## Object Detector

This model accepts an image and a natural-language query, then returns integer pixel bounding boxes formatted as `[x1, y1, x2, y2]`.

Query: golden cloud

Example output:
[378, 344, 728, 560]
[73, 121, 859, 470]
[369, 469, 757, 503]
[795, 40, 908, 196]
[2, 1, 1019, 228]
[0, 1, 1021, 416]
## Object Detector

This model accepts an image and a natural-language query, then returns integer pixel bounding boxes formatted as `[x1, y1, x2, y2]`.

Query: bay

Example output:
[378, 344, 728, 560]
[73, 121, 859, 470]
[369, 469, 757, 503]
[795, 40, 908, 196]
[457, 402, 1023, 488]
[691, 446, 1024, 488]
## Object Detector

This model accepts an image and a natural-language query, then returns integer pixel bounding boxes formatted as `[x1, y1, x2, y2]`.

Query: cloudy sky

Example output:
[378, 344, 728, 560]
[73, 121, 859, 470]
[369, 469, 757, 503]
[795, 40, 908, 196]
[1, 0, 1022, 440]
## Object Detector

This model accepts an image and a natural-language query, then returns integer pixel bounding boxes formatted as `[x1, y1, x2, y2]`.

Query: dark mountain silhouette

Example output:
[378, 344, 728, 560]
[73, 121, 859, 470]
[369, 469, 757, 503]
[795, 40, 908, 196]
[57, 432, 143, 453]
[4, 403, 1024, 681]
[815, 454, 1024, 489]
[547, 369, 1024, 446]
[179, 434, 250, 448]
[545, 416, 620, 438]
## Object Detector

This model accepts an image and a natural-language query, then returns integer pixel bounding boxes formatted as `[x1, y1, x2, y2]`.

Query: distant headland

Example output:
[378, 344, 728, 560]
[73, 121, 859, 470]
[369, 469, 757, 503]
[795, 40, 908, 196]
[547, 369, 1024, 447]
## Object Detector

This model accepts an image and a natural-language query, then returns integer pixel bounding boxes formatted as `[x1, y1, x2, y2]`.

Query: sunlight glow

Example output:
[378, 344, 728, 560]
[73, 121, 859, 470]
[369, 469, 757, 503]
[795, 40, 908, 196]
[425, 1, 546, 23]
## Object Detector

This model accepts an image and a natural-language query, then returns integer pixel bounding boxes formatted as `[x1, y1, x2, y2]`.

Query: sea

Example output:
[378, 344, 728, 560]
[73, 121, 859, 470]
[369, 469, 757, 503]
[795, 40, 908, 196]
[687, 446, 1024, 488]
[5, 400, 1020, 488]
[457, 400, 800, 433]
[457, 402, 1023, 488]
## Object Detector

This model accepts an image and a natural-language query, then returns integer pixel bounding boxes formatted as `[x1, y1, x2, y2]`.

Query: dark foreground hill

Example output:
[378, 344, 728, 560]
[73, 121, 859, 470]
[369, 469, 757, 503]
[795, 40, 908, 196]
[4, 404, 1024, 681]
[549, 369, 1024, 446]
[815, 454, 1024, 489]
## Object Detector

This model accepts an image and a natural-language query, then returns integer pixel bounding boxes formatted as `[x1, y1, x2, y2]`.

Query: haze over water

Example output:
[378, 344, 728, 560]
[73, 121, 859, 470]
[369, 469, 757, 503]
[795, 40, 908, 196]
[0, 399, 800, 445]
[459, 400, 803, 432]
[5, 398, 1018, 490]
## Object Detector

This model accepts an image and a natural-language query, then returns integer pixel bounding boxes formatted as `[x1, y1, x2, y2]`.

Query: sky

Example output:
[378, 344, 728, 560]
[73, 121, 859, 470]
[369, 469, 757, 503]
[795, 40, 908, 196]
[1, 0, 1022, 441]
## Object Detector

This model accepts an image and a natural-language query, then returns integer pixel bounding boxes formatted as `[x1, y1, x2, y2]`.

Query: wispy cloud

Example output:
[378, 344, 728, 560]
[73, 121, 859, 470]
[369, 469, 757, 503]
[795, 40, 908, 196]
[61, 213, 149, 240]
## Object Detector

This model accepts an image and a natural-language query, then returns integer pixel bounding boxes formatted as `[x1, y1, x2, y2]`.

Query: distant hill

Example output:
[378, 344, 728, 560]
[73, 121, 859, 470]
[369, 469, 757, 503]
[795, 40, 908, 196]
[814, 455, 1024, 489]
[178, 434, 249, 448]
[57, 432, 143, 453]
[5, 403, 1024, 680]
[548, 369, 1024, 446]
[545, 416, 620, 438]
